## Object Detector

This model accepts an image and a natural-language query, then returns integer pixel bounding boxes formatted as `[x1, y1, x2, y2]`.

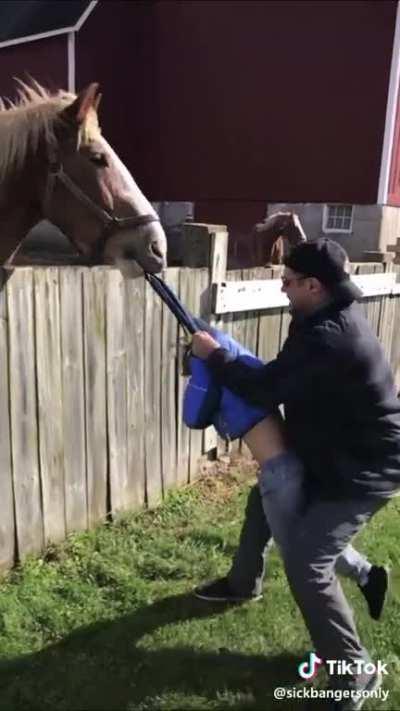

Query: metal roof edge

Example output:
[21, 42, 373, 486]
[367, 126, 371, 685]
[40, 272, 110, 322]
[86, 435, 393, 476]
[0, 0, 98, 50]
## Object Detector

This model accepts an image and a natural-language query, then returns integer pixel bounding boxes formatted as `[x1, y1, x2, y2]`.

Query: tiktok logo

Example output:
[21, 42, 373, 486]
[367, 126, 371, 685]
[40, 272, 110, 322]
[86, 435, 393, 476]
[298, 652, 323, 680]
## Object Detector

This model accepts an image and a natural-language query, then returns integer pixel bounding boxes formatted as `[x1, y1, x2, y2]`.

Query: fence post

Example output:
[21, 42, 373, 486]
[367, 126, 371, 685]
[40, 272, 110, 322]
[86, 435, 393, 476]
[181, 223, 228, 456]
[181, 222, 228, 273]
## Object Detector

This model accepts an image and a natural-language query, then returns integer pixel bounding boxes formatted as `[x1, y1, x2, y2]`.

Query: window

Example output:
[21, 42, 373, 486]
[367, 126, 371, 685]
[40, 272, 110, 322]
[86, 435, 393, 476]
[323, 204, 354, 233]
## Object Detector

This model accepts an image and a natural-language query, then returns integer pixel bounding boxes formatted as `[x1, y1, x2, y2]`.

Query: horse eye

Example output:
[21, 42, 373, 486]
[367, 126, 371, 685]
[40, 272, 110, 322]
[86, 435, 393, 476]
[89, 153, 108, 167]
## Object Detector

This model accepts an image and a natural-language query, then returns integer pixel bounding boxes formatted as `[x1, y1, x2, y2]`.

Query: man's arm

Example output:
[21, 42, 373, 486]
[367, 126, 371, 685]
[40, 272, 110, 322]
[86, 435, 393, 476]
[192, 329, 334, 409]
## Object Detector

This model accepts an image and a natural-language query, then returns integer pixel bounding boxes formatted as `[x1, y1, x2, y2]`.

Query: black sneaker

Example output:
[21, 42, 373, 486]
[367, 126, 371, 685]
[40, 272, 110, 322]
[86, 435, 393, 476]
[194, 577, 262, 602]
[358, 565, 389, 620]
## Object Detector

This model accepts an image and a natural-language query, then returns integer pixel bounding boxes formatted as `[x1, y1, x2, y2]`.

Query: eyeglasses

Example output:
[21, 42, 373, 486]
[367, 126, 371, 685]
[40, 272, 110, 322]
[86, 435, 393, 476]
[281, 275, 307, 288]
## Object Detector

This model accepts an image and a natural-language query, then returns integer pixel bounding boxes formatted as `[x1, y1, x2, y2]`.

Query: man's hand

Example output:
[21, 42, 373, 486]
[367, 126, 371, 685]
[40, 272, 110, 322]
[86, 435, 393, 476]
[191, 331, 220, 360]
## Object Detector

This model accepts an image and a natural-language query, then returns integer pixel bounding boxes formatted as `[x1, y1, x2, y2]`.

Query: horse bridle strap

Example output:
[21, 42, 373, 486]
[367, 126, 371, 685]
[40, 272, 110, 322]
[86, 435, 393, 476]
[44, 160, 160, 258]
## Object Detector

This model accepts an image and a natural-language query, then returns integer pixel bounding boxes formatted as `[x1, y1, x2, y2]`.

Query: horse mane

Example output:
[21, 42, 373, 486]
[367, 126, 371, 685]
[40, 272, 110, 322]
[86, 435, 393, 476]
[0, 79, 101, 182]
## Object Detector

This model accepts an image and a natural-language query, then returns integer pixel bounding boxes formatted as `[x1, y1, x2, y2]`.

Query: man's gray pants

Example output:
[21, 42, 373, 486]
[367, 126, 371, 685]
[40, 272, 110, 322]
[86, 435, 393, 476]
[227, 453, 388, 670]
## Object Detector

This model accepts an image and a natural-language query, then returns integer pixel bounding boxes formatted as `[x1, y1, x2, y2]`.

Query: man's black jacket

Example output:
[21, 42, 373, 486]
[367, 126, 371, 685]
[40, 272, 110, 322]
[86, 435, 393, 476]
[207, 296, 400, 498]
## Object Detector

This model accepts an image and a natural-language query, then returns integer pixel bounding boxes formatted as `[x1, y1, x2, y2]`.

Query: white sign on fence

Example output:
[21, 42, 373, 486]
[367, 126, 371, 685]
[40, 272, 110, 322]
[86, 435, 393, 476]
[214, 272, 400, 314]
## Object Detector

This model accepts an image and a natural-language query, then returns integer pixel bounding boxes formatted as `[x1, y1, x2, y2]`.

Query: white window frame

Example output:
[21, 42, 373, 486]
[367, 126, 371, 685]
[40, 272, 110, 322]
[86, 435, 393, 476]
[322, 204, 354, 234]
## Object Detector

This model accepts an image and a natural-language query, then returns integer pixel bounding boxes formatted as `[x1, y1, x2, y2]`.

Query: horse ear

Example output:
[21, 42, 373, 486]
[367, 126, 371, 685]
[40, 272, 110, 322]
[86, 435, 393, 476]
[62, 83, 100, 126]
[93, 92, 102, 114]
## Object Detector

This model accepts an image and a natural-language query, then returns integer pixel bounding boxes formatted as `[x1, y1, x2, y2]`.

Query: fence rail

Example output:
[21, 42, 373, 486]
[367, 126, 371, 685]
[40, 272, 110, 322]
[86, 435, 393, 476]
[0, 257, 400, 571]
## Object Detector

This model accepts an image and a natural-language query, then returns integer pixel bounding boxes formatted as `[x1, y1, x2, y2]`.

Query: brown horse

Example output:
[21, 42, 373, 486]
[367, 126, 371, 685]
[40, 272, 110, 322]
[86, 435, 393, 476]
[252, 211, 307, 265]
[0, 81, 167, 274]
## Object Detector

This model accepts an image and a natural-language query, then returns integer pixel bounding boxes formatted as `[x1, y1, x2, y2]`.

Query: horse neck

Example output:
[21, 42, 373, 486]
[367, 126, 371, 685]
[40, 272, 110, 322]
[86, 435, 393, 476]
[0, 166, 43, 264]
[263, 224, 285, 264]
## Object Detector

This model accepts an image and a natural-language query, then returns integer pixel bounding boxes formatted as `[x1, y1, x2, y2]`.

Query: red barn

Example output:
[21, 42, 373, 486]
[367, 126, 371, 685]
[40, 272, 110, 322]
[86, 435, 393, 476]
[1, 0, 399, 264]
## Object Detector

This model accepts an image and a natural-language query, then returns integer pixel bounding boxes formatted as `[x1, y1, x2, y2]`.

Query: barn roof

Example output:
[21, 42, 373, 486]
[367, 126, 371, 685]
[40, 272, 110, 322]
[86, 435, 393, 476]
[0, 0, 96, 48]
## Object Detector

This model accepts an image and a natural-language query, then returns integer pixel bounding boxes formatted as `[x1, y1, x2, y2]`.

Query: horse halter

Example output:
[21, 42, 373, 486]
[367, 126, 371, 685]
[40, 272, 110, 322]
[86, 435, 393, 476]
[43, 155, 160, 262]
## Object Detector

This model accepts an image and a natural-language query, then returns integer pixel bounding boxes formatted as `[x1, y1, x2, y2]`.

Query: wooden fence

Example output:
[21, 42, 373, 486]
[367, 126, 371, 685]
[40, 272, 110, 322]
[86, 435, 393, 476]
[1, 255, 400, 571]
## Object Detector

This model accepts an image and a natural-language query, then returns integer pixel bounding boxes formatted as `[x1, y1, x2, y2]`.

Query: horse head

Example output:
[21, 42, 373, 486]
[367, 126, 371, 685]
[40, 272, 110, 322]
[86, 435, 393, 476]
[0, 81, 167, 274]
[46, 83, 167, 274]
[253, 211, 307, 265]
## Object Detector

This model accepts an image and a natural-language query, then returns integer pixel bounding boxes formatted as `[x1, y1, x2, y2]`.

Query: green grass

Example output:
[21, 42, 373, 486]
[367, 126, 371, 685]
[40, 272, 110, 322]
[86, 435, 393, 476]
[0, 467, 399, 710]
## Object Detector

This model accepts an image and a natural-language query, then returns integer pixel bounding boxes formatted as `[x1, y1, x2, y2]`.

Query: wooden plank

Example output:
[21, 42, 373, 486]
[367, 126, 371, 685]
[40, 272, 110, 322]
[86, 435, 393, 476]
[182, 223, 227, 268]
[231, 269, 252, 457]
[177, 269, 206, 480]
[353, 264, 387, 344]
[161, 268, 179, 491]
[212, 270, 241, 459]
[363, 265, 383, 337]
[225, 270, 244, 457]
[83, 268, 108, 527]
[125, 274, 146, 511]
[243, 267, 264, 355]
[357, 264, 376, 330]
[215, 272, 397, 314]
[279, 309, 291, 348]
[188, 270, 208, 479]
[7, 268, 43, 558]
[255, 266, 282, 450]
[0, 282, 15, 570]
[390, 265, 400, 390]
[239, 267, 265, 458]
[381, 263, 396, 361]
[378, 295, 389, 356]
[274, 264, 291, 349]
[35, 268, 66, 545]
[257, 268, 281, 362]
[202, 229, 228, 454]
[377, 263, 390, 358]
[351, 264, 396, 361]
[370, 265, 384, 336]
[209, 234, 228, 331]
[227, 269, 246, 340]
[200, 270, 218, 454]
[144, 278, 163, 506]
[203, 424, 218, 454]
[176, 270, 190, 485]
[106, 269, 129, 514]
[209, 229, 228, 285]
[60, 268, 87, 534]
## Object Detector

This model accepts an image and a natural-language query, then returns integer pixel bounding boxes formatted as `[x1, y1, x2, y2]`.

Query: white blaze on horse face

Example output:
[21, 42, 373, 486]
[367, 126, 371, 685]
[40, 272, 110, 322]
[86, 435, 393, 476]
[292, 213, 307, 242]
[98, 136, 167, 273]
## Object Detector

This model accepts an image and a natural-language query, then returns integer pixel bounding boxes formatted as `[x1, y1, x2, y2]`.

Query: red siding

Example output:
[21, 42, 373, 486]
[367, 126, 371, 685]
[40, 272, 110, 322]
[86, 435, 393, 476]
[1, 1, 396, 213]
[76, 0, 159, 197]
[154, 0, 396, 205]
[75, 0, 396, 206]
[388, 80, 400, 206]
[0, 35, 68, 100]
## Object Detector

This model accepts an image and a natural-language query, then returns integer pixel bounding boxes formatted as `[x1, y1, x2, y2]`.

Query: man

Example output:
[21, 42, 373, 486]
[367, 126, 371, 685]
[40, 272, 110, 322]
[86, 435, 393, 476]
[191, 239, 400, 709]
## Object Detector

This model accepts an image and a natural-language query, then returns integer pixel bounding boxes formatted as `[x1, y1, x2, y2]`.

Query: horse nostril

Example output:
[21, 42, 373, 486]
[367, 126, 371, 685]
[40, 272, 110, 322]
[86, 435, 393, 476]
[150, 243, 163, 260]
[124, 247, 136, 260]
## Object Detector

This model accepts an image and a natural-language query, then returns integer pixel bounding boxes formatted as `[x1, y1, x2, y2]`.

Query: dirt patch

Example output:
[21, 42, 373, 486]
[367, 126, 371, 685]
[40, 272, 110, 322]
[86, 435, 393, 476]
[195, 454, 258, 503]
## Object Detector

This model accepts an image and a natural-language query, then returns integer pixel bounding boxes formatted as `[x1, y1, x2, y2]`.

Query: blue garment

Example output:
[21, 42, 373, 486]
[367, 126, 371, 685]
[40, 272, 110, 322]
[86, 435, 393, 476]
[183, 319, 269, 440]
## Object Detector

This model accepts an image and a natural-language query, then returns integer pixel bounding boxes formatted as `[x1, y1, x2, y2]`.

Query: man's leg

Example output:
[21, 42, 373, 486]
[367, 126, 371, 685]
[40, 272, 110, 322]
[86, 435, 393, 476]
[196, 453, 384, 603]
[195, 484, 272, 600]
[336, 544, 371, 585]
[264, 491, 388, 686]
[196, 451, 307, 600]
[227, 484, 272, 597]
[226, 452, 308, 597]
[257, 454, 373, 585]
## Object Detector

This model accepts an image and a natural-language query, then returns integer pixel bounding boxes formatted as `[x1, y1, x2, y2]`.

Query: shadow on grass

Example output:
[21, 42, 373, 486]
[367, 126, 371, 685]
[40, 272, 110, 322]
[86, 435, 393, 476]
[0, 592, 302, 711]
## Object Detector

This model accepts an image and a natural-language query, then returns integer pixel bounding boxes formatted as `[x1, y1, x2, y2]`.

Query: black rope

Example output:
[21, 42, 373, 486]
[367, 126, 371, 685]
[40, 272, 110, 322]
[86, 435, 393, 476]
[144, 272, 198, 336]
